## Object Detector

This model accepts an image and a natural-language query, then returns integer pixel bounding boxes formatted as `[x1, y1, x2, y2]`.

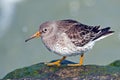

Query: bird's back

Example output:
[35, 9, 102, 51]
[57, 19, 114, 47]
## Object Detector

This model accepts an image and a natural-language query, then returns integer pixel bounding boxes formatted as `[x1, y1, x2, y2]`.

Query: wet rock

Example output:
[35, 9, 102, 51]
[3, 60, 120, 80]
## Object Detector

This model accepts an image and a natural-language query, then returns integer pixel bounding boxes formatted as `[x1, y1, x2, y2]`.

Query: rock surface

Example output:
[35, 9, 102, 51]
[3, 60, 120, 80]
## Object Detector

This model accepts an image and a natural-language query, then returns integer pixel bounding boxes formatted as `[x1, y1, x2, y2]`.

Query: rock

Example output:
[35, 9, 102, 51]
[3, 60, 120, 80]
[109, 60, 120, 67]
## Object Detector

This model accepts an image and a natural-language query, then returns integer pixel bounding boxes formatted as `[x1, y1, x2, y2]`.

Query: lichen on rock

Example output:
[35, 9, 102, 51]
[3, 60, 120, 80]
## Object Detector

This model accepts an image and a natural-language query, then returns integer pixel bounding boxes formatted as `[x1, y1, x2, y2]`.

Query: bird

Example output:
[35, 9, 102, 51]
[25, 19, 114, 67]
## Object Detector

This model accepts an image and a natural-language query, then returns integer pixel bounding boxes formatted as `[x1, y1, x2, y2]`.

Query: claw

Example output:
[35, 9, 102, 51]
[45, 56, 66, 67]
[67, 63, 82, 66]
[46, 61, 61, 67]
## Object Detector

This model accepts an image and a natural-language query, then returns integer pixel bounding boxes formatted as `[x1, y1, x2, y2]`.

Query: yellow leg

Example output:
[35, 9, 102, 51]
[46, 56, 66, 67]
[68, 53, 84, 66]
[80, 54, 84, 65]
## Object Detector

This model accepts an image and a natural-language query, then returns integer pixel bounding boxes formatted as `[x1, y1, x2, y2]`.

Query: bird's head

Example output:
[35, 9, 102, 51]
[25, 21, 56, 42]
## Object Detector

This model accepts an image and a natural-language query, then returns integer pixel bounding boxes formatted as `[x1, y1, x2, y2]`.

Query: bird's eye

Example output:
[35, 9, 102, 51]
[44, 29, 47, 31]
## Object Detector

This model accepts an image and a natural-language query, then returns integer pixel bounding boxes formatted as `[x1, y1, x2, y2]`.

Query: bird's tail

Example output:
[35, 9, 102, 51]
[92, 27, 114, 41]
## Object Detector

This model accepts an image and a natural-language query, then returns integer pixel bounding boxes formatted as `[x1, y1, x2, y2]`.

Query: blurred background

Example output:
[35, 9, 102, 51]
[0, 0, 120, 79]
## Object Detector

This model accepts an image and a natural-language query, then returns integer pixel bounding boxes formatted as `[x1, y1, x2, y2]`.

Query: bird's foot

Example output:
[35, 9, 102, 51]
[67, 63, 82, 67]
[45, 60, 61, 67]
[68, 54, 84, 66]
[45, 56, 66, 67]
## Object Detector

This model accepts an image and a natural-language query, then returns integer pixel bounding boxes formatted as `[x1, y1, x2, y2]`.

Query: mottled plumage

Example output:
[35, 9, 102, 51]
[25, 19, 114, 66]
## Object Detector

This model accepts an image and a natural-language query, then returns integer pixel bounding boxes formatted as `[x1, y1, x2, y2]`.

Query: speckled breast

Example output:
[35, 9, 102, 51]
[52, 33, 95, 56]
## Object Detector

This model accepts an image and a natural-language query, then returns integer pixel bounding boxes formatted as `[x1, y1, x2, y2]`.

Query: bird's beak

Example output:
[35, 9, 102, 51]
[25, 31, 41, 42]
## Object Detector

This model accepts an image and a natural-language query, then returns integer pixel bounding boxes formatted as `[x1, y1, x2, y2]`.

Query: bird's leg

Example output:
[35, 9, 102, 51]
[46, 56, 66, 67]
[79, 53, 84, 65]
[68, 53, 84, 66]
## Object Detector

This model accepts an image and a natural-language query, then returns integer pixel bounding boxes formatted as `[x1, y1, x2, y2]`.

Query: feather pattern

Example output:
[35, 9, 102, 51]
[60, 19, 114, 47]
[37, 19, 114, 56]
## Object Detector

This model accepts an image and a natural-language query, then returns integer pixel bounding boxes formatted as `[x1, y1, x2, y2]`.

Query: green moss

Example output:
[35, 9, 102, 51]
[3, 60, 120, 79]
[109, 60, 120, 67]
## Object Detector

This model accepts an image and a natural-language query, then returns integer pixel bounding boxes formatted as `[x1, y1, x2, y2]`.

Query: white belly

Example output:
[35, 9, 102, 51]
[52, 33, 95, 56]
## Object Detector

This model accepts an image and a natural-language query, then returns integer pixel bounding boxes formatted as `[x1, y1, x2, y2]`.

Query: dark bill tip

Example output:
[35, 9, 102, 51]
[25, 38, 31, 42]
[25, 36, 36, 42]
[25, 31, 41, 42]
[25, 39, 29, 42]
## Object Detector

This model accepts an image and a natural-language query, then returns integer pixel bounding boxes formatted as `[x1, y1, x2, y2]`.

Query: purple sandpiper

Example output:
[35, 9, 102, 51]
[25, 19, 114, 66]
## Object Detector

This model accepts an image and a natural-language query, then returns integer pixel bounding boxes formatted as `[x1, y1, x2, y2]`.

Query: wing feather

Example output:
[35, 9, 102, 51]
[65, 22, 99, 46]
[58, 19, 114, 47]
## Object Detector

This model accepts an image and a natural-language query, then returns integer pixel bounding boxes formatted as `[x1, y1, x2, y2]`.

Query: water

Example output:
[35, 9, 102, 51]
[0, 0, 120, 79]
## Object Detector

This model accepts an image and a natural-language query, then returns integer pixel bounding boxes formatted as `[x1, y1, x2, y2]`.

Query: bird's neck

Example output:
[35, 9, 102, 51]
[41, 35, 57, 49]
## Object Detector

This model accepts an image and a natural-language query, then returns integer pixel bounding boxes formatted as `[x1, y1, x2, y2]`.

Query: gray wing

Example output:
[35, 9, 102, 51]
[57, 19, 79, 32]
[65, 22, 100, 46]
[58, 19, 114, 47]
[65, 21, 114, 47]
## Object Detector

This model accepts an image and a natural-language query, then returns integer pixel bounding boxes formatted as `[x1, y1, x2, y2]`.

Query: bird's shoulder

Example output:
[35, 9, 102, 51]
[56, 19, 79, 31]
[64, 22, 100, 46]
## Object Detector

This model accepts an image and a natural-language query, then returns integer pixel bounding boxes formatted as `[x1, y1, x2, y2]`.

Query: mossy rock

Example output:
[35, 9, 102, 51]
[3, 60, 120, 80]
[109, 60, 120, 67]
